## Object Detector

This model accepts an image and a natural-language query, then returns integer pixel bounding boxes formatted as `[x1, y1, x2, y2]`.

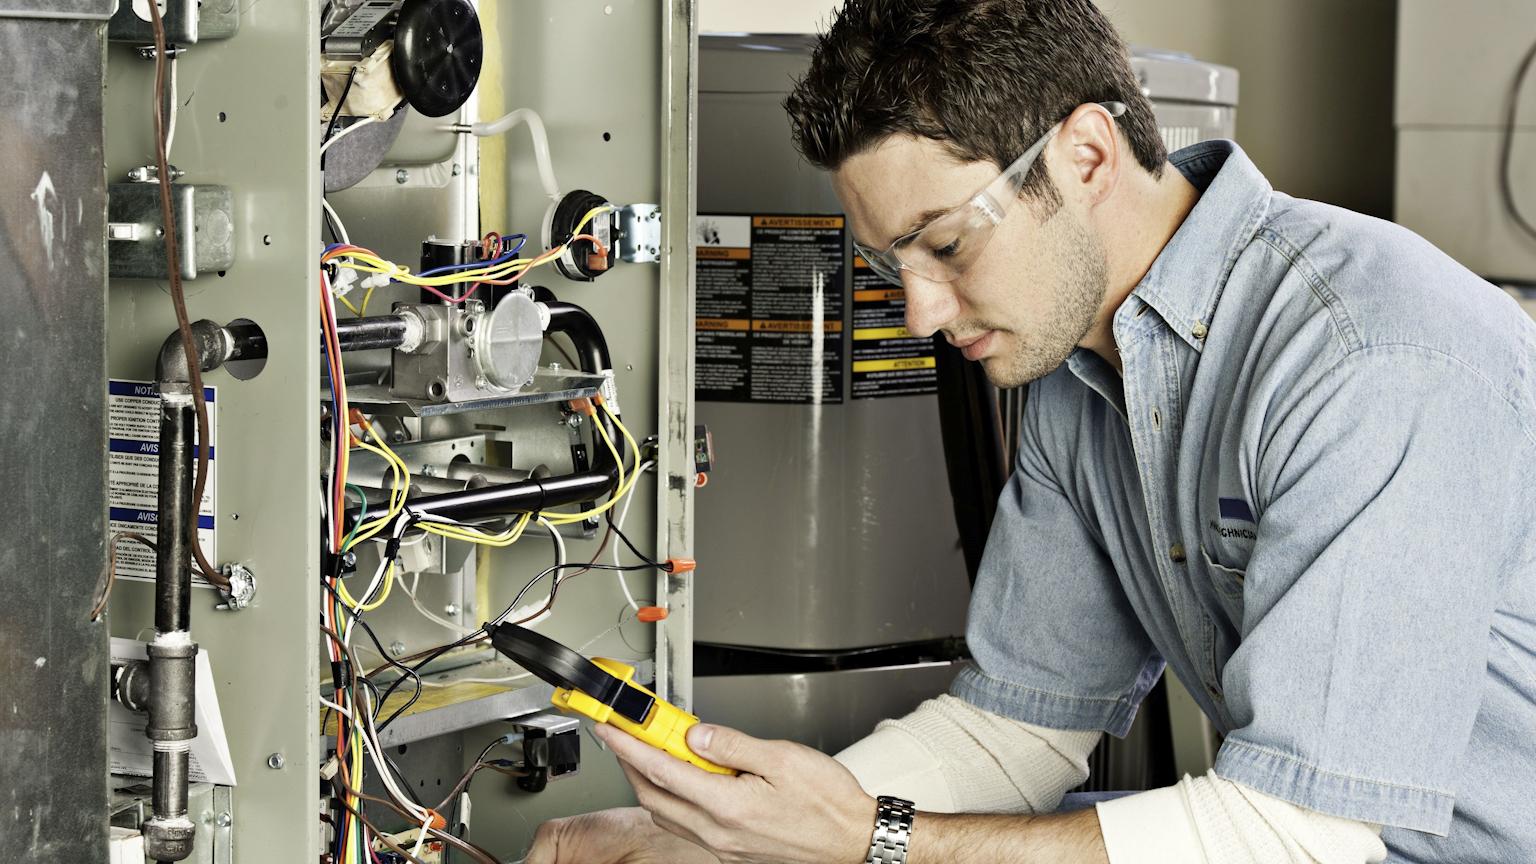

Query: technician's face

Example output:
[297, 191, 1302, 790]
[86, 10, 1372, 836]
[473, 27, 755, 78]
[833, 135, 1108, 389]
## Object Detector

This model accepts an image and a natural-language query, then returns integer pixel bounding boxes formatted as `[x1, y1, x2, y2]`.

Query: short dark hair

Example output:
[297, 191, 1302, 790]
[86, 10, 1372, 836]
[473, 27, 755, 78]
[785, 0, 1166, 206]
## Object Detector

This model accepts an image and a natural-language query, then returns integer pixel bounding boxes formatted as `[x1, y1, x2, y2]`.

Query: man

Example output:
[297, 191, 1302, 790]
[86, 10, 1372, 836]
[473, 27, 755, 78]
[528, 1, 1536, 862]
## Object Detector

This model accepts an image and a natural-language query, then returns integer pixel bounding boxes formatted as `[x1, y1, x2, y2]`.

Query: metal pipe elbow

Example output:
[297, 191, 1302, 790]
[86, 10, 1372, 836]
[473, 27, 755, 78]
[155, 320, 234, 393]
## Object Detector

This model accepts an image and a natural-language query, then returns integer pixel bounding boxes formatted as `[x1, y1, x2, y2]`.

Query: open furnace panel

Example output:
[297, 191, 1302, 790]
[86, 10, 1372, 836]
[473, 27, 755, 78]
[91, 1, 697, 861]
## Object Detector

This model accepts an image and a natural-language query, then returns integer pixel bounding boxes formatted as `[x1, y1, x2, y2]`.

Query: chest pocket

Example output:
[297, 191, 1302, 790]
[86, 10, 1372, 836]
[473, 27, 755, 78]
[1199, 544, 1247, 623]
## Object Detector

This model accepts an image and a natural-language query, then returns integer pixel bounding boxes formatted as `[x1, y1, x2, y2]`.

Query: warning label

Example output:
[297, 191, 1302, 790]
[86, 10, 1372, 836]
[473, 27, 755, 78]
[108, 379, 217, 585]
[695, 214, 846, 403]
[850, 256, 937, 399]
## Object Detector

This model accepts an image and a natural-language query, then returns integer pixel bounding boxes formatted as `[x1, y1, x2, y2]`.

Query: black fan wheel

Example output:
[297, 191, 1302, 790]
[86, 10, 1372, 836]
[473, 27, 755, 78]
[392, 0, 482, 118]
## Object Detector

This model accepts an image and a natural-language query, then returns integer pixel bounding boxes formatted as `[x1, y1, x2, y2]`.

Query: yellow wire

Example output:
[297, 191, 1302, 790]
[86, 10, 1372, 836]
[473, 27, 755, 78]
[418, 511, 533, 548]
[338, 294, 361, 316]
[328, 206, 613, 290]
[345, 434, 410, 548]
[545, 408, 628, 525]
[336, 559, 395, 612]
[357, 282, 376, 317]
[602, 401, 642, 498]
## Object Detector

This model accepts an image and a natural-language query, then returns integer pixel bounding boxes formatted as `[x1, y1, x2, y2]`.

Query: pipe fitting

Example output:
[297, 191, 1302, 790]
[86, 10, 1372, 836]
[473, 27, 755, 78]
[155, 319, 233, 392]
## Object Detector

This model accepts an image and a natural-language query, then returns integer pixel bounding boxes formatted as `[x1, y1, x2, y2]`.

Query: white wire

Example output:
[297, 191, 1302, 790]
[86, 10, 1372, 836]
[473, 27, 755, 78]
[400, 570, 476, 636]
[467, 108, 561, 200]
[353, 686, 431, 822]
[320, 696, 352, 717]
[536, 516, 567, 572]
[320, 115, 379, 156]
[612, 461, 655, 611]
[164, 56, 178, 158]
[321, 198, 351, 246]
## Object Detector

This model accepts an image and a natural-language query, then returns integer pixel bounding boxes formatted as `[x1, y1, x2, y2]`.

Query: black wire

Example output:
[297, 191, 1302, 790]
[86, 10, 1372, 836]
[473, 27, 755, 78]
[322, 578, 424, 724]
[1501, 36, 1536, 243]
[489, 560, 664, 630]
[322, 66, 358, 149]
[605, 510, 665, 569]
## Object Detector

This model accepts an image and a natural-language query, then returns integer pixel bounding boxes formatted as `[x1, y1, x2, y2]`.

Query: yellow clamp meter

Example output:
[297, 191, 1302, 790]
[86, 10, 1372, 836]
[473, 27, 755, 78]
[491, 622, 736, 775]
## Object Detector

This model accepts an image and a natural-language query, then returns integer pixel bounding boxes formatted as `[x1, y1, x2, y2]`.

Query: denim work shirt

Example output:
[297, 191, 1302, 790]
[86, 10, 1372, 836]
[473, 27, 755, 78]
[951, 140, 1536, 862]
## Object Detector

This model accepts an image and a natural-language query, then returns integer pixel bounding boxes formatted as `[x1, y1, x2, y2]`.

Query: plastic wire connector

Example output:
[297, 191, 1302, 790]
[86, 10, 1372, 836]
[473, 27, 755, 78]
[665, 557, 695, 574]
[637, 606, 668, 623]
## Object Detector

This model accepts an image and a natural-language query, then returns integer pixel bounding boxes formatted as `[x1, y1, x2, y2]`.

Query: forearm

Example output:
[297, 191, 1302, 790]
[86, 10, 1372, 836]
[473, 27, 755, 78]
[834, 695, 1101, 813]
[908, 806, 1109, 864]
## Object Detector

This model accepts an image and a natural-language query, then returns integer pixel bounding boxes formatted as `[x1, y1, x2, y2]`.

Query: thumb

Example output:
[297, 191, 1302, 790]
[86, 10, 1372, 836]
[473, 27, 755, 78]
[686, 723, 776, 775]
[524, 819, 562, 864]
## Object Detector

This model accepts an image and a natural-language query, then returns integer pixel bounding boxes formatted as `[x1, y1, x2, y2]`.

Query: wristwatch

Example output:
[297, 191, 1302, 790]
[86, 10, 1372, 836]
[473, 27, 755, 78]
[864, 795, 917, 864]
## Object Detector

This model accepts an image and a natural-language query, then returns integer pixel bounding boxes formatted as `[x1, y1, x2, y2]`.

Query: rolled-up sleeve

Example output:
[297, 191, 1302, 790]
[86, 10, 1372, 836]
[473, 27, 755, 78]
[1214, 346, 1535, 834]
[951, 381, 1164, 737]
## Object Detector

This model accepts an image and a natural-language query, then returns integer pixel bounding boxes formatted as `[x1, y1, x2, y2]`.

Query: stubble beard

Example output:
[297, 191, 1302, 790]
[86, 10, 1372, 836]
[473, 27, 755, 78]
[982, 213, 1107, 389]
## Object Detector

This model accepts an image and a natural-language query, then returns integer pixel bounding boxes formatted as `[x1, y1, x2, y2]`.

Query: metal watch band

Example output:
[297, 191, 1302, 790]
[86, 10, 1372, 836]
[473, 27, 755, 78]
[864, 795, 917, 864]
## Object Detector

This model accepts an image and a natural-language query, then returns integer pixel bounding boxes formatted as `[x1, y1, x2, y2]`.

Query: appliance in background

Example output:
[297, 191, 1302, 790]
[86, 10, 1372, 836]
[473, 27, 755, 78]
[692, 33, 971, 756]
[1394, 0, 1536, 297]
[691, 35, 1239, 784]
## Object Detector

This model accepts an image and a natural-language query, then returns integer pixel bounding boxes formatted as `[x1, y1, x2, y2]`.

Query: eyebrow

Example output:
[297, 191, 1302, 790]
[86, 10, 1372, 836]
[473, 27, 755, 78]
[858, 204, 958, 250]
[895, 207, 954, 241]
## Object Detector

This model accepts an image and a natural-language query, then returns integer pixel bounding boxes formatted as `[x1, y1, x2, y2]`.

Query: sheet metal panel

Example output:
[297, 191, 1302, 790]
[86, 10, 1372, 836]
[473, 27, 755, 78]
[0, 14, 109, 861]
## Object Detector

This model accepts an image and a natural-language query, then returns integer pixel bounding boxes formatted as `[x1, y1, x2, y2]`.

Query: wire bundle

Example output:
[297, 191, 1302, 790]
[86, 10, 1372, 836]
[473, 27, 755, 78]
[315, 237, 664, 862]
[323, 205, 610, 315]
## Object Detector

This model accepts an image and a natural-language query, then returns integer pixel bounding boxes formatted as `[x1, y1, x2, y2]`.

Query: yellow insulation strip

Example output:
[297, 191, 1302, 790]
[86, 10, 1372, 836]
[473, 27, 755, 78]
[477, 0, 508, 234]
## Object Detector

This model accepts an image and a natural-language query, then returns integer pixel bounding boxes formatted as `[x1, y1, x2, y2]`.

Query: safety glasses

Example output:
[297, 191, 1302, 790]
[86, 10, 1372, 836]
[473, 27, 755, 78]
[853, 102, 1126, 286]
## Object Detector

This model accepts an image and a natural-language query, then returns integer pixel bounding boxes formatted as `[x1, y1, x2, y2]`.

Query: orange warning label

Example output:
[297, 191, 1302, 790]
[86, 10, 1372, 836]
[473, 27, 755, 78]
[752, 320, 844, 333]
[697, 247, 750, 260]
[751, 216, 845, 229]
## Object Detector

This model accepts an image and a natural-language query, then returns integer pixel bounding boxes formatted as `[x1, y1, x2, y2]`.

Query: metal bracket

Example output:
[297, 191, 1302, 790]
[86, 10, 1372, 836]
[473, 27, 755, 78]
[321, 0, 400, 60]
[108, 182, 235, 280]
[107, 0, 239, 43]
[618, 204, 662, 263]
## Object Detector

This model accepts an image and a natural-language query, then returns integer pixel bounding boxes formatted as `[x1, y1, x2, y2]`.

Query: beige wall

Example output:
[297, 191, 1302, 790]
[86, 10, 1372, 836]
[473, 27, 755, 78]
[701, 0, 1398, 217]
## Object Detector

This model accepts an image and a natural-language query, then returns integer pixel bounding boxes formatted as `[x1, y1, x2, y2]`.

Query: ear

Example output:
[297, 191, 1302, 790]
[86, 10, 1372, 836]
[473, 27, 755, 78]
[1053, 102, 1122, 209]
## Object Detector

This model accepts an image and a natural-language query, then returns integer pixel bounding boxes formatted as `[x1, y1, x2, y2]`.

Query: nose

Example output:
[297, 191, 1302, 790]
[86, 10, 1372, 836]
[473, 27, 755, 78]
[900, 270, 959, 339]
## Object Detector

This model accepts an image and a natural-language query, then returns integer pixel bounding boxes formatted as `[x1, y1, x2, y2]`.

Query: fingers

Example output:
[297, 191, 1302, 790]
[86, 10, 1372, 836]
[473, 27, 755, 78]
[684, 723, 782, 777]
[524, 817, 564, 864]
[596, 724, 735, 801]
[616, 754, 715, 847]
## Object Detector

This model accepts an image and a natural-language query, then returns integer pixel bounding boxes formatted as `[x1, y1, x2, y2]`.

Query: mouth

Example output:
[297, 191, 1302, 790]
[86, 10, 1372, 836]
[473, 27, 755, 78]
[949, 331, 996, 362]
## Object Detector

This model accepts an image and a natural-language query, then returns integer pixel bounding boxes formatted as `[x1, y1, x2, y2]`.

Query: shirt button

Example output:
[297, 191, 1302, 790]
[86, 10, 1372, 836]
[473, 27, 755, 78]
[1192, 321, 1209, 340]
[1170, 543, 1186, 563]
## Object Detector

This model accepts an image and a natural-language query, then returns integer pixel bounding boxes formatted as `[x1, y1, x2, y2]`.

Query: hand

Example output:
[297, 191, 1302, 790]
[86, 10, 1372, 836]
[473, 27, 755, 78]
[524, 806, 720, 864]
[596, 722, 877, 864]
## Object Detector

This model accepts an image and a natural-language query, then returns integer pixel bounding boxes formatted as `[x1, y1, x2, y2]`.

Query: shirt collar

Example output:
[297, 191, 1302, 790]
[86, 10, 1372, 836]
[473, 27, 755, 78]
[1127, 140, 1273, 353]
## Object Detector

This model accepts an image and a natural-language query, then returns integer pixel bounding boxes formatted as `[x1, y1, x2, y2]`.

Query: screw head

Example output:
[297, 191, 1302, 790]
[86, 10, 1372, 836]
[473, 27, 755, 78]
[451, 163, 463, 176]
[548, 361, 561, 371]
[395, 168, 410, 184]
[267, 753, 285, 770]
[389, 641, 406, 656]
[215, 812, 232, 828]
[565, 414, 584, 430]
[444, 604, 461, 617]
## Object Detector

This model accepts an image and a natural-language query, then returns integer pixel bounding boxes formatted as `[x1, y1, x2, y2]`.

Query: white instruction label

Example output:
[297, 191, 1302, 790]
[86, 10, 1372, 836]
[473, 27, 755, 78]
[108, 379, 217, 586]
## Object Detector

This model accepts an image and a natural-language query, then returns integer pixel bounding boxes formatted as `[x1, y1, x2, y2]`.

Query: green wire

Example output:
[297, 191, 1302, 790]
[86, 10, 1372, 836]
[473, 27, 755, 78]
[341, 483, 369, 553]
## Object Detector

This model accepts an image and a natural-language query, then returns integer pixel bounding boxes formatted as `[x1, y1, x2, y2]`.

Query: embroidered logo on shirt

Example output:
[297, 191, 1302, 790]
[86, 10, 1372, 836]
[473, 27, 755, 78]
[1218, 497, 1255, 523]
[1209, 497, 1257, 541]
